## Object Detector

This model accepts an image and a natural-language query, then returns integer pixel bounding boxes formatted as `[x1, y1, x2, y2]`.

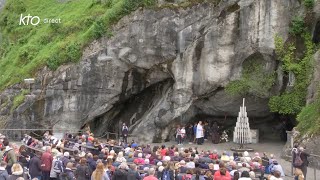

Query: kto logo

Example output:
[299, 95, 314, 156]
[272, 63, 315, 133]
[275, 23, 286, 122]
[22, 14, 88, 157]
[19, 14, 40, 26]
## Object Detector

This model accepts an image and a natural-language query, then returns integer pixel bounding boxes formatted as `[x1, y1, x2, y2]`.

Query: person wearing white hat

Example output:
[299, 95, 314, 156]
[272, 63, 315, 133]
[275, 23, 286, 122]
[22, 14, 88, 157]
[243, 151, 251, 162]
[61, 152, 70, 168]
[156, 162, 163, 167]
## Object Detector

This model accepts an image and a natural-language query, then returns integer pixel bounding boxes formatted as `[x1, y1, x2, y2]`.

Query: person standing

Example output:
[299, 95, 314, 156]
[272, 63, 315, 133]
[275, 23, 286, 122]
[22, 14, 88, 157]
[41, 146, 53, 180]
[187, 124, 193, 144]
[193, 123, 197, 143]
[176, 126, 182, 145]
[180, 126, 186, 145]
[196, 121, 204, 145]
[211, 122, 219, 144]
[122, 123, 129, 144]
[29, 152, 42, 180]
[293, 147, 309, 179]
[2, 138, 17, 175]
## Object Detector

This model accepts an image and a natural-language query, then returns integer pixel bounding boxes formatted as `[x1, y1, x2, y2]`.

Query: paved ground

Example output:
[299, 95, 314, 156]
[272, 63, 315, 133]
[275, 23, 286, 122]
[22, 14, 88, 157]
[152, 140, 320, 180]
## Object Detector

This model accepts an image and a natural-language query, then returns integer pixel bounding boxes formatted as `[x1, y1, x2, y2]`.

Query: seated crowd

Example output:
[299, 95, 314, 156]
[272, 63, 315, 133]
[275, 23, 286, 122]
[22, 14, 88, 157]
[0, 131, 291, 180]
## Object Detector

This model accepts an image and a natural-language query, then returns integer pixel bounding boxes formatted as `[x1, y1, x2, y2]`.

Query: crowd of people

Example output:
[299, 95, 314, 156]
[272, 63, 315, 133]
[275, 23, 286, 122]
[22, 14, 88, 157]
[0, 127, 310, 180]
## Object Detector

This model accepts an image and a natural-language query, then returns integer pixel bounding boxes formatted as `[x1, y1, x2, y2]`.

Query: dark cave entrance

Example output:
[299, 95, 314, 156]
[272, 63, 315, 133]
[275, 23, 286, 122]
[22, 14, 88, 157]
[173, 111, 292, 143]
[88, 78, 174, 139]
[313, 20, 320, 44]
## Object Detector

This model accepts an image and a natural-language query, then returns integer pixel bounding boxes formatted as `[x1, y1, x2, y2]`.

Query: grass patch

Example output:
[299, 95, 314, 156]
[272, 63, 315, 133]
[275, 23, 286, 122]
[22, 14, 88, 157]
[297, 98, 320, 135]
[11, 89, 30, 112]
[0, 0, 155, 91]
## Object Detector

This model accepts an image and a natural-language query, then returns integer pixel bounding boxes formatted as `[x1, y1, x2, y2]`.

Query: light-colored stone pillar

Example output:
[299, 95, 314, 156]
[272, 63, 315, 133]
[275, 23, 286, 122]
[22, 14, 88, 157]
[286, 131, 293, 148]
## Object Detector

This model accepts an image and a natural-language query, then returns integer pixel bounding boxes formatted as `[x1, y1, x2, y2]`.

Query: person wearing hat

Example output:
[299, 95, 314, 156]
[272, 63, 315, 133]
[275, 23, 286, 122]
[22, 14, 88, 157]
[242, 151, 251, 162]
[60, 152, 70, 169]
[271, 160, 285, 177]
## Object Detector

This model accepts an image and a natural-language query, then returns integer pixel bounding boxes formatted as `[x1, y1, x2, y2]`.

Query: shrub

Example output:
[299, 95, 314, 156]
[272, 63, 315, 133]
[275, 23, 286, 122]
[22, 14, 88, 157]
[289, 16, 305, 36]
[66, 43, 82, 62]
[269, 33, 316, 114]
[11, 89, 30, 112]
[304, 0, 315, 8]
[225, 59, 276, 98]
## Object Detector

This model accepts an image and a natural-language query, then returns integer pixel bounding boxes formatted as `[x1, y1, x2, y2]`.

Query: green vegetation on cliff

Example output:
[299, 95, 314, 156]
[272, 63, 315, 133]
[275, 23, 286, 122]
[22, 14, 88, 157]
[225, 59, 276, 98]
[0, 0, 155, 90]
[269, 33, 316, 114]
[297, 97, 320, 135]
[11, 89, 30, 111]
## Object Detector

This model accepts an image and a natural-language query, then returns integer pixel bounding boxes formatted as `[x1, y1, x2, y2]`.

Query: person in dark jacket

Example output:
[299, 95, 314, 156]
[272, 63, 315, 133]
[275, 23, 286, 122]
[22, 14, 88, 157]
[75, 158, 91, 180]
[211, 122, 219, 144]
[198, 159, 209, 169]
[18, 145, 29, 168]
[29, 152, 42, 179]
[127, 164, 140, 180]
[0, 161, 9, 180]
[87, 153, 97, 172]
[122, 123, 129, 144]
[60, 162, 75, 180]
[112, 163, 128, 180]
[60, 152, 70, 169]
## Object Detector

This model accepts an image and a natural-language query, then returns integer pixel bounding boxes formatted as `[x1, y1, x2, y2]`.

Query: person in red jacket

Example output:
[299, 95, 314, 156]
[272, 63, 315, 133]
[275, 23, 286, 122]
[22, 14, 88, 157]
[213, 162, 231, 180]
[41, 146, 53, 180]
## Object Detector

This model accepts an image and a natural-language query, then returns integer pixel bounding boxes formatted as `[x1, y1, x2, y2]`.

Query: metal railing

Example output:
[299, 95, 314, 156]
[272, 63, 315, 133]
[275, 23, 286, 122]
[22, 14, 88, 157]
[285, 131, 320, 180]
[285, 153, 320, 180]
[0, 128, 137, 142]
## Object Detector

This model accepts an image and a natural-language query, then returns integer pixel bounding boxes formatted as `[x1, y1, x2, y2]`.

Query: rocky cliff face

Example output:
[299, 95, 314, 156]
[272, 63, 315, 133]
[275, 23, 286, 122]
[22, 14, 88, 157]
[0, 0, 310, 143]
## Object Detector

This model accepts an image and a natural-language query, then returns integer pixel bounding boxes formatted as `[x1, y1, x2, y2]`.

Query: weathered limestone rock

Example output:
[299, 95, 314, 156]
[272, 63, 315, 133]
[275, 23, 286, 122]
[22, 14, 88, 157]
[0, 0, 307, 143]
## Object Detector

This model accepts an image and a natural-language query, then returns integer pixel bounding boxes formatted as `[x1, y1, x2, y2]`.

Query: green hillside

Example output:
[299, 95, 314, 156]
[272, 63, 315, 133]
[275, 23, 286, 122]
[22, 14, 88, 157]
[0, 0, 154, 90]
